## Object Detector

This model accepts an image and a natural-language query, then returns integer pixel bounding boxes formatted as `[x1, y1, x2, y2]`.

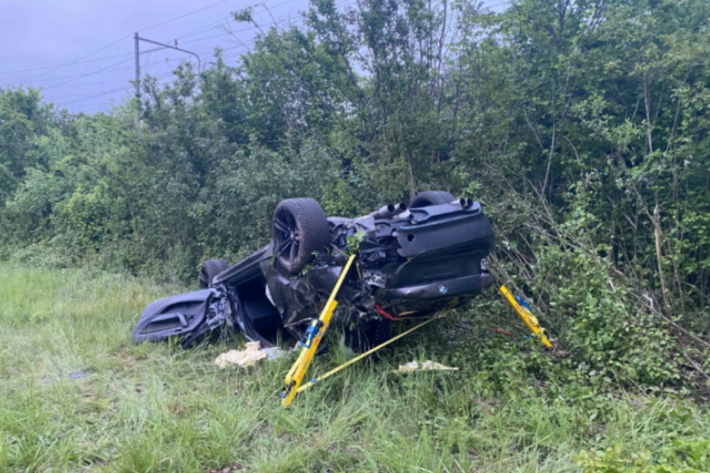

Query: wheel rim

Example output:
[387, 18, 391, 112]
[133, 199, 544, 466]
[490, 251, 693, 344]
[273, 208, 301, 266]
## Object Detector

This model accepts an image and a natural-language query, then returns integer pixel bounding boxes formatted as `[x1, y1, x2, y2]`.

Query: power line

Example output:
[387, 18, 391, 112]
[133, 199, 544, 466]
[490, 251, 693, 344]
[55, 72, 174, 108]
[4, 47, 168, 87]
[45, 86, 133, 100]
[40, 51, 219, 92]
[76, 104, 116, 111]
[3, 0, 310, 89]
[21, 0, 353, 110]
[5, 0, 239, 82]
[7, 73, 120, 85]
[19, 35, 134, 84]
[41, 62, 143, 90]
[138, 0, 231, 33]
[0, 51, 136, 76]
[176, 0, 296, 41]
[205, 0, 354, 51]
[39, 77, 133, 88]
[55, 86, 135, 107]
[41, 57, 136, 89]
[179, 0, 313, 46]
[133, 0, 353, 70]
[39, 49, 202, 90]
[176, 15, 234, 40]
[0, 0, 368, 86]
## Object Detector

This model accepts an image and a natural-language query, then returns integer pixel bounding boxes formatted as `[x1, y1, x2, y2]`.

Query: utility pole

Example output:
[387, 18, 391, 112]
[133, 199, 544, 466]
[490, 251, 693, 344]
[133, 33, 203, 79]
[134, 32, 140, 99]
[133, 33, 202, 108]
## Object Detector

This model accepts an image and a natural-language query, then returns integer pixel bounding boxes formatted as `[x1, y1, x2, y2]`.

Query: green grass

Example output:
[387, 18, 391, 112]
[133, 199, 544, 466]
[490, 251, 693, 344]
[0, 264, 708, 472]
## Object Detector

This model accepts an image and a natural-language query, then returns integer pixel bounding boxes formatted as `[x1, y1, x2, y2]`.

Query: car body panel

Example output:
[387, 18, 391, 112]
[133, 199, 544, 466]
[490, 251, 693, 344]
[213, 244, 271, 286]
[132, 289, 217, 344]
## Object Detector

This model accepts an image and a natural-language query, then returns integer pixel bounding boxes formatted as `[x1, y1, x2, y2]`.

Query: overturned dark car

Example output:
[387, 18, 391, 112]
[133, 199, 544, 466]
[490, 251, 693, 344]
[133, 191, 495, 350]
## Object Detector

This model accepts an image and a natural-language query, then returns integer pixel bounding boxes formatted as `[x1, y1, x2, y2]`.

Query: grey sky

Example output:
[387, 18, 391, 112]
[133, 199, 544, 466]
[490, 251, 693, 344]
[0, 0, 310, 112]
[0, 0, 510, 113]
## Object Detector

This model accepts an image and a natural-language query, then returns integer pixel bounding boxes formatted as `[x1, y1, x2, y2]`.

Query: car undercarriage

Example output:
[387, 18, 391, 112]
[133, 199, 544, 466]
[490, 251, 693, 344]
[132, 191, 495, 351]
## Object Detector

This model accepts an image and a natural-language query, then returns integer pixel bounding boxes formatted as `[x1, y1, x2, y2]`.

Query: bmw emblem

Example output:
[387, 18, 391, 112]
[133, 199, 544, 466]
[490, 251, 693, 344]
[438, 285, 447, 295]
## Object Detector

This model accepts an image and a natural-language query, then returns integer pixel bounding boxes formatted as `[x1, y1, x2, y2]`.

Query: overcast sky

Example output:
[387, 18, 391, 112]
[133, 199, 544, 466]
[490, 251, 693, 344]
[0, 0, 310, 113]
[0, 0, 509, 114]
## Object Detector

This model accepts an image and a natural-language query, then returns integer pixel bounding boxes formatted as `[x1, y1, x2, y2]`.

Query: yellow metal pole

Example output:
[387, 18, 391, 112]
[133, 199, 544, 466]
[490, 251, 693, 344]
[281, 254, 357, 407]
[297, 315, 442, 394]
[499, 285, 552, 348]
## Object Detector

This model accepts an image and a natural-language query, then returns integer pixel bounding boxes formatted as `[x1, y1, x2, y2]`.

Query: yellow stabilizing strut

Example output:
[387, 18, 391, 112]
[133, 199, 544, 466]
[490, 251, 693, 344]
[499, 285, 552, 348]
[296, 315, 442, 395]
[280, 254, 357, 407]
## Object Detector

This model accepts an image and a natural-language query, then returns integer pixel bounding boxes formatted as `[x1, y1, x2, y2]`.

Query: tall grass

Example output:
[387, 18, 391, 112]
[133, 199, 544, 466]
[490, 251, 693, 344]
[0, 264, 707, 472]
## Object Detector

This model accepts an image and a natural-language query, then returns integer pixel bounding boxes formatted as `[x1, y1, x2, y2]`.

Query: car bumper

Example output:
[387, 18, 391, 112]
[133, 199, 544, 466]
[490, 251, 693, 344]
[377, 272, 494, 315]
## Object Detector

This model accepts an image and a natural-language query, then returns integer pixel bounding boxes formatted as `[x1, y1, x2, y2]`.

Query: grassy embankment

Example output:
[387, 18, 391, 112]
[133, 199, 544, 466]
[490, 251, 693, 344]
[0, 264, 708, 472]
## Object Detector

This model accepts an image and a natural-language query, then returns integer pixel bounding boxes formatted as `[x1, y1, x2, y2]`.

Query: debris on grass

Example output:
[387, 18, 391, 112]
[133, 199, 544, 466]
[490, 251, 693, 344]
[396, 360, 458, 373]
[214, 341, 270, 368]
[209, 465, 245, 473]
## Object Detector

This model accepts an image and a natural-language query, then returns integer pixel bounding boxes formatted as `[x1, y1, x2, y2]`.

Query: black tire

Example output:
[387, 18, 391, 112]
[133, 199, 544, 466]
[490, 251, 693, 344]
[199, 259, 229, 289]
[409, 190, 456, 208]
[272, 198, 330, 274]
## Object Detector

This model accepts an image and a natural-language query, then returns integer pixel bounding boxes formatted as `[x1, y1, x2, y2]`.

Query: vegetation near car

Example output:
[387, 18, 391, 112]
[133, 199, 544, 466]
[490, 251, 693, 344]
[0, 0, 709, 468]
[2, 264, 709, 472]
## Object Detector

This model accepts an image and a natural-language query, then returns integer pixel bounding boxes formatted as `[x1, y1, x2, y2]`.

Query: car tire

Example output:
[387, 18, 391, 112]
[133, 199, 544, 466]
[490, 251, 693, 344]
[409, 190, 455, 208]
[272, 198, 330, 274]
[199, 259, 229, 289]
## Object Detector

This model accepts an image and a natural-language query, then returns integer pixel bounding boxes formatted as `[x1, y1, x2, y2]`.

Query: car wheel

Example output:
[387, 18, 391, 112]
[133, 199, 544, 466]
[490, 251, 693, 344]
[409, 190, 455, 208]
[272, 198, 330, 274]
[199, 259, 229, 289]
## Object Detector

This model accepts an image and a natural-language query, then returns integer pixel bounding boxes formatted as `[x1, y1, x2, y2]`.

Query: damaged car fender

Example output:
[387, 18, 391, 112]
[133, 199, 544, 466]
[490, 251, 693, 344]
[132, 287, 231, 347]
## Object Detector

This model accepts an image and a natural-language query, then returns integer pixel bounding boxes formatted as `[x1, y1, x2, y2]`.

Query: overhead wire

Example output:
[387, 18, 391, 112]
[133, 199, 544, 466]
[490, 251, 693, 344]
[176, 15, 235, 40]
[3, 0, 291, 90]
[179, 0, 311, 46]
[57, 74, 178, 108]
[18, 35, 135, 84]
[5, 0, 473, 89]
[138, 0, 231, 33]
[1, 47, 166, 87]
[3, 0, 238, 82]
[46, 87, 132, 100]
[40, 57, 135, 89]
[55, 86, 135, 107]
[0, 51, 137, 76]
[178, 0, 354, 62]
[37, 77, 134, 88]
[40, 0, 354, 111]
[39, 48, 172, 90]
[54, 71, 174, 108]
[176, 0, 297, 41]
